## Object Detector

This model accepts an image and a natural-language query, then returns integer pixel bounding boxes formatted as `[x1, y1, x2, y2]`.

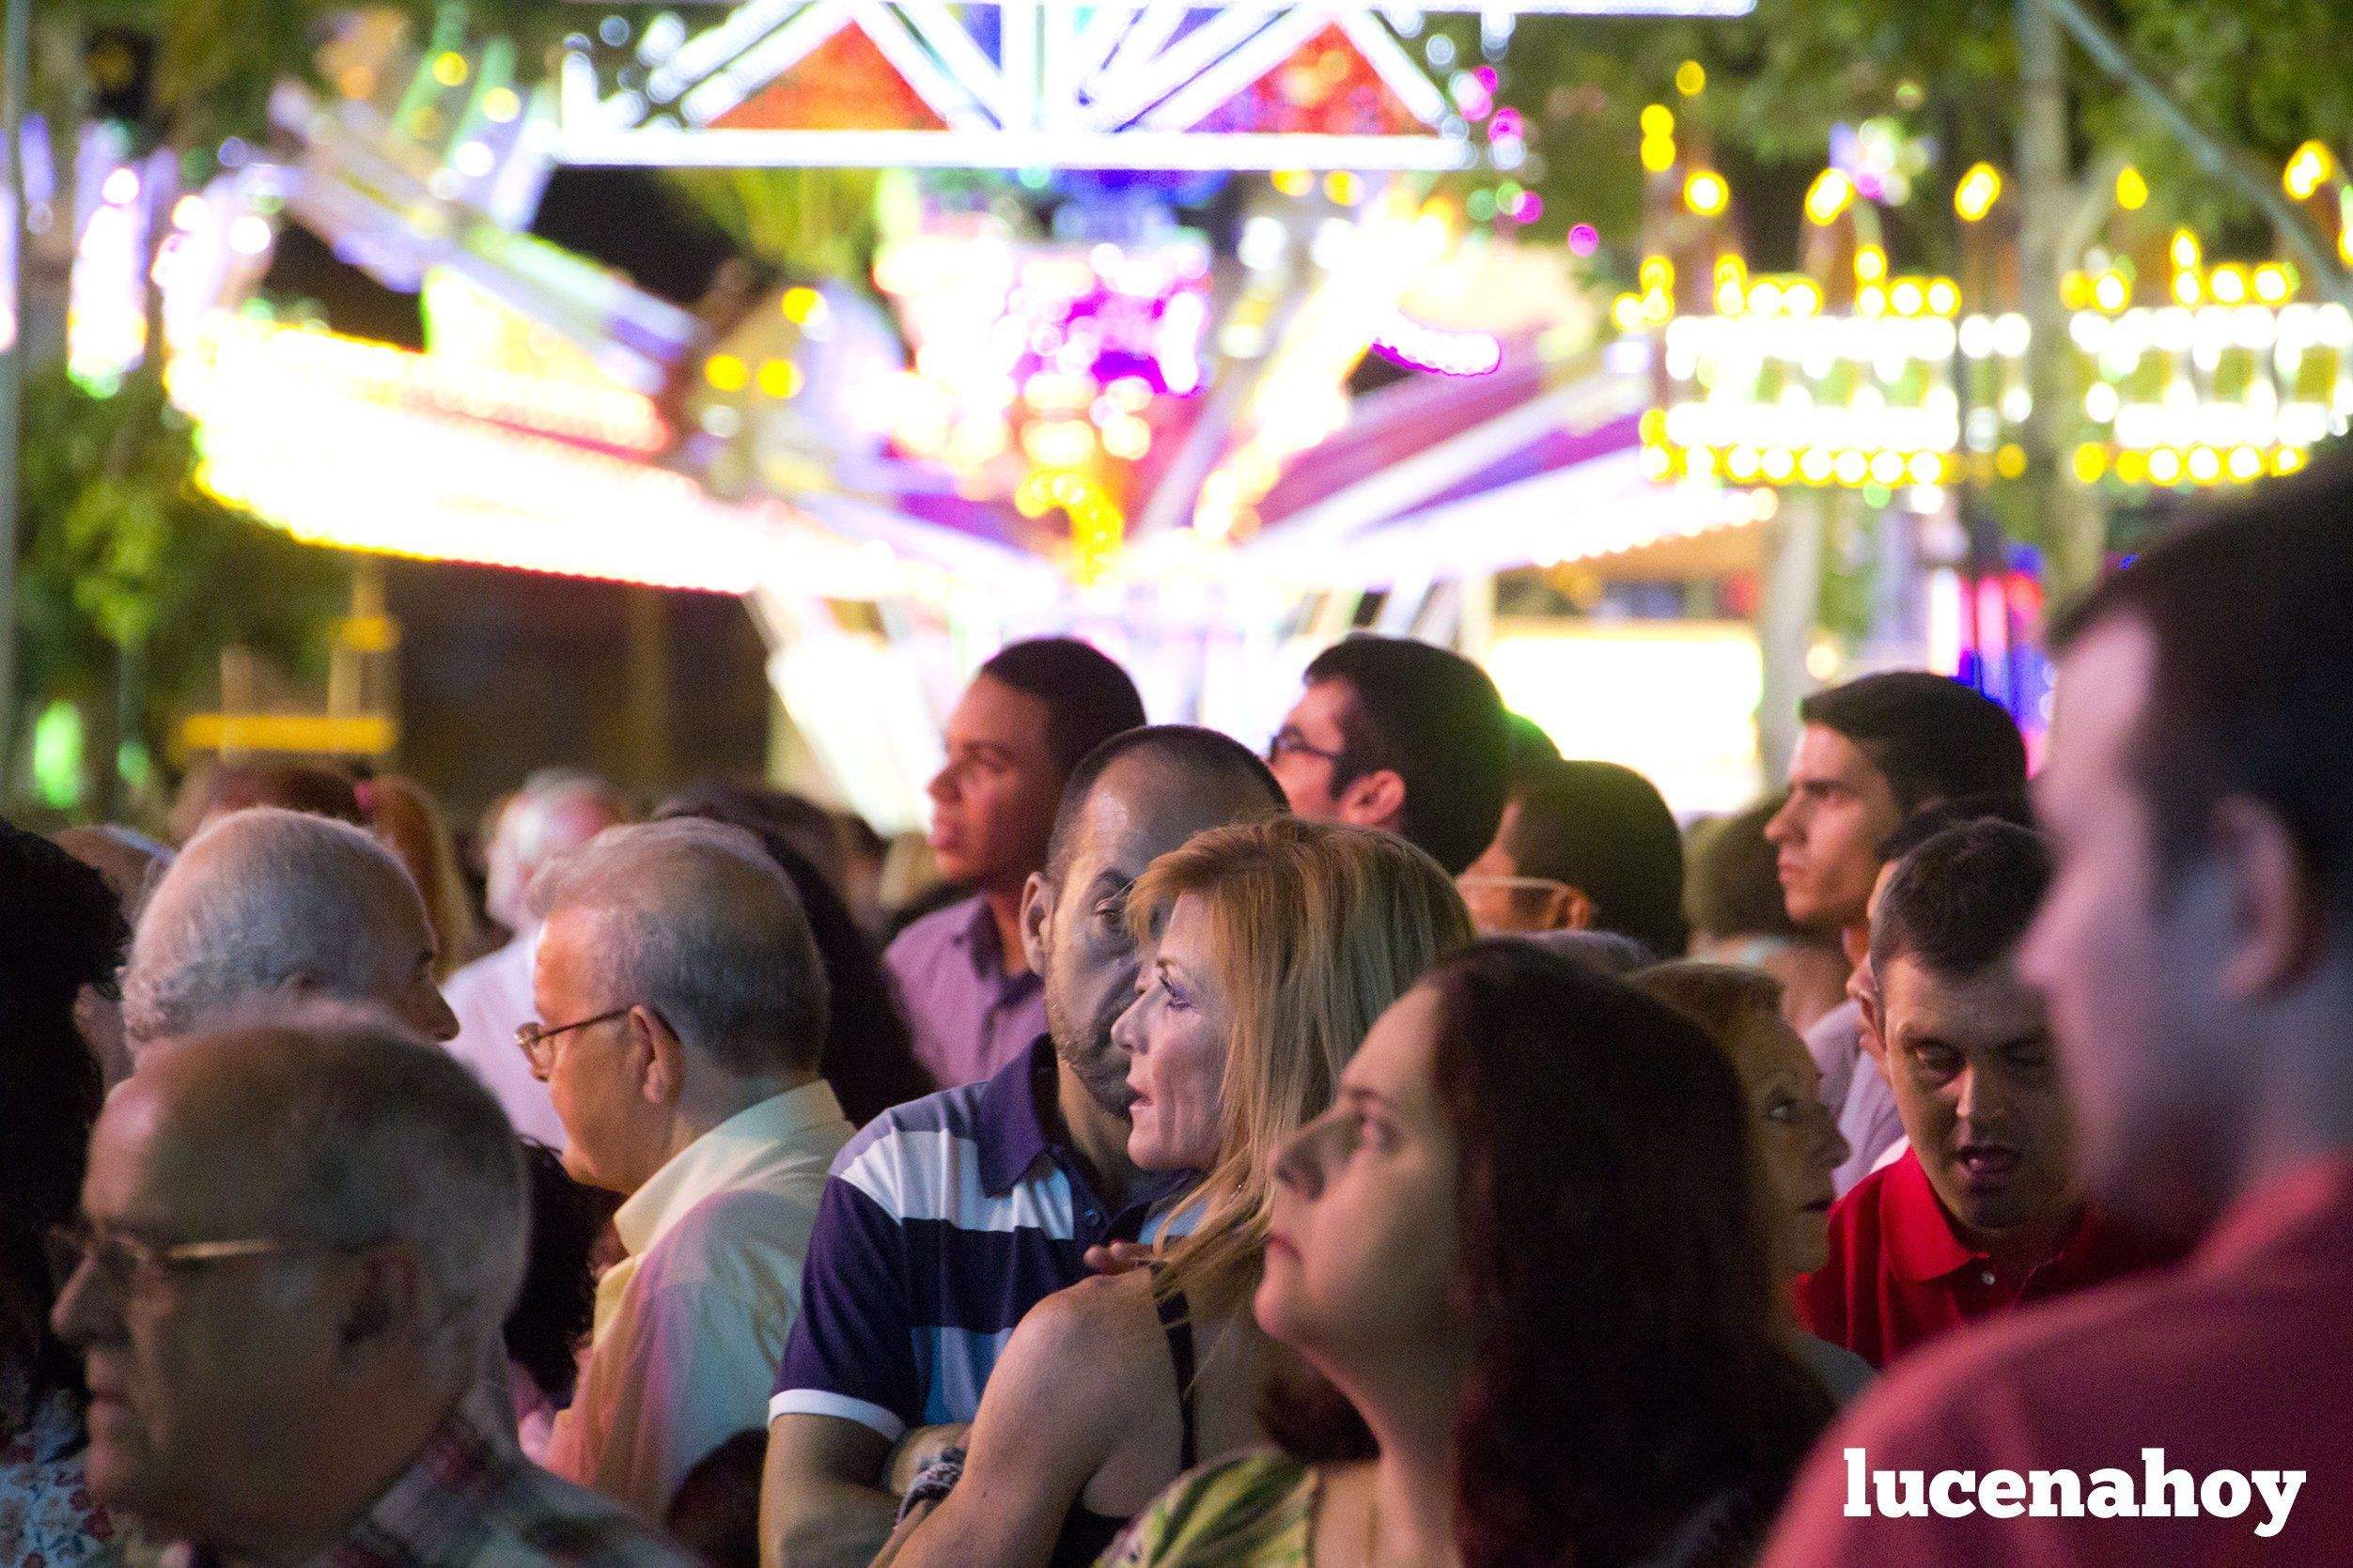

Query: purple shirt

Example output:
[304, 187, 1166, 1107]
[885, 894, 1049, 1090]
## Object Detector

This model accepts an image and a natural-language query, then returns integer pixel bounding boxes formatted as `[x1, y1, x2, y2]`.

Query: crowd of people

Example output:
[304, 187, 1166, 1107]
[5, 459, 2351, 1566]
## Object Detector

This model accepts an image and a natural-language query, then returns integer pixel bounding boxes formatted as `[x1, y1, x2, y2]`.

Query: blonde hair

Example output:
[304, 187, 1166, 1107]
[363, 775, 480, 981]
[1628, 960, 1786, 1059]
[1127, 818, 1473, 1311]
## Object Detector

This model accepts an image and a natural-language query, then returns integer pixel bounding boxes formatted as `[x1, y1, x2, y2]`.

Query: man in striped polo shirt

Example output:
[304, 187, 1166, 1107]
[761, 726, 1286, 1567]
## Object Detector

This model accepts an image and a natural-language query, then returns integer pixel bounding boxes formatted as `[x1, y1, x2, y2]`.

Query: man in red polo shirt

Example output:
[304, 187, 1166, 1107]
[1764, 465, 2353, 1563]
[1796, 819, 2162, 1369]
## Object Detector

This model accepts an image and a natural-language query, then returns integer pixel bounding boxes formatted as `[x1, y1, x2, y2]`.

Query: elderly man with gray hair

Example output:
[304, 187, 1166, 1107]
[121, 806, 459, 1055]
[531, 818, 856, 1518]
[50, 1007, 696, 1567]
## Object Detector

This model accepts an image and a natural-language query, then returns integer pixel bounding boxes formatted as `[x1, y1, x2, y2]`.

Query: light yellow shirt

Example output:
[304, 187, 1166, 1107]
[546, 1080, 854, 1517]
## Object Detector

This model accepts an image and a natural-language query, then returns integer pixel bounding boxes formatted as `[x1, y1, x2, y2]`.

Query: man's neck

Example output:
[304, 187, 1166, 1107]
[660, 1068, 820, 1171]
[979, 883, 1033, 979]
[1054, 1059, 1144, 1211]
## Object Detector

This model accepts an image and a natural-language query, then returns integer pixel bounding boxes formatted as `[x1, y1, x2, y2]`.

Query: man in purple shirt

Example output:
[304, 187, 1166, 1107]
[889, 638, 1146, 1088]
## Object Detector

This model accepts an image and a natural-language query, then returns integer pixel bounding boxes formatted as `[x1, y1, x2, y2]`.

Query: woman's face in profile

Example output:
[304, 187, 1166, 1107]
[1113, 893, 1229, 1172]
[1731, 1011, 1847, 1279]
[1255, 985, 1460, 1373]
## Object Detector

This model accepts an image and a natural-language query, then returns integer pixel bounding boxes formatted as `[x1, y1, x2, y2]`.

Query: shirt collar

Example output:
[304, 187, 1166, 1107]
[949, 895, 1039, 995]
[615, 1080, 847, 1258]
[974, 1036, 1059, 1196]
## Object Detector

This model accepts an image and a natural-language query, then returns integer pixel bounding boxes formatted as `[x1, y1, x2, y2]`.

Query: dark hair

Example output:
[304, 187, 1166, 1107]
[506, 1141, 611, 1405]
[1685, 795, 1809, 942]
[2053, 458, 2353, 924]
[666, 1429, 768, 1567]
[1044, 724, 1285, 884]
[660, 780, 847, 888]
[1504, 712, 1561, 783]
[1871, 820, 2053, 983]
[1273, 941, 1831, 1565]
[654, 796, 931, 1126]
[1504, 759, 1689, 957]
[975, 637, 1148, 779]
[1303, 635, 1511, 875]
[1799, 672, 2028, 815]
[1436, 942, 1829, 1567]
[1876, 790, 2035, 866]
[0, 820, 125, 1406]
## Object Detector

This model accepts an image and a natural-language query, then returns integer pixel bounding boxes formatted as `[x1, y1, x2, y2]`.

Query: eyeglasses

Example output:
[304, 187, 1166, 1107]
[46, 1219, 300, 1295]
[1455, 875, 1576, 900]
[515, 1005, 632, 1079]
[1265, 727, 1346, 768]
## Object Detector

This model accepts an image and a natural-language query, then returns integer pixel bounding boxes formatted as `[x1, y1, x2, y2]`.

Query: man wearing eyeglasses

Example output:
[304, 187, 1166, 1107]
[51, 1011, 696, 1568]
[1264, 635, 1510, 877]
[523, 818, 855, 1521]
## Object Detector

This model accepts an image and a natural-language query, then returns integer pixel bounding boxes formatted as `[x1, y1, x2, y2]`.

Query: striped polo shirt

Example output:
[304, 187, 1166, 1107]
[769, 1036, 1192, 1441]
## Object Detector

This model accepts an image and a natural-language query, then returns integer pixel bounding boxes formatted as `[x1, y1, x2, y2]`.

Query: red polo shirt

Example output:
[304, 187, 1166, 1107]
[1762, 1156, 2353, 1566]
[1796, 1147, 2167, 1369]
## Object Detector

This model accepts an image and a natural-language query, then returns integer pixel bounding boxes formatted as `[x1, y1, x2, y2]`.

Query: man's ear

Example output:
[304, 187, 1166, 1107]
[2213, 795, 2326, 1000]
[1856, 972, 1889, 1065]
[1336, 768, 1407, 833]
[1549, 885, 1596, 934]
[633, 1006, 685, 1109]
[1019, 872, 1054, 975]
[339, 1244, 428, 1357]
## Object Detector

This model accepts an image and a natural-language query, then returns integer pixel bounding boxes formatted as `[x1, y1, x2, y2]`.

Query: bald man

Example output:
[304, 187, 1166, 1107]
[121, 807, 458, 1056]
[52, 1009, 695, 1566]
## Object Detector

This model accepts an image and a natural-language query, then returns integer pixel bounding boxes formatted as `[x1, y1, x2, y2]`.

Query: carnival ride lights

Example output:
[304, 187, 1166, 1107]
[1627, 143, 2353, 495]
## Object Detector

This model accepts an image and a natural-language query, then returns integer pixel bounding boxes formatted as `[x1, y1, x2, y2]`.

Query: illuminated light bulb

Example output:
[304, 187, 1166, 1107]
[1891, 279, 1925, 317]
[756, 359, 803, 398]
[2171, 229, 2203, 269]
[1640, 256, 1675, 293]
[2148, 448, 2185, 484]
[102, 166, 140, 205]
[1799, 449, 1834, 484]
[2254, 264, 2292, 304]
[1641, 288, 1673, 325]
[452, 140, 495, 179]
[2342, 226, 2353, 269]
[704, 354, 748, 393]
[2116, 449, 2148, 484]
[1857, 285, 1888, 318]
[1994, 443, 2029, 480]
[1715, 283, 1745, 315]
[2188, 446, 2223, 484]
[2173, 272, 2203, 306]
[780, 286, 823, 324]
[1612, 294, 1645, 333]
[1763, 448, 1797, 483]
[482, 86, 522, 123]
[1639, 446, 1674, 481]
[2093, 272, 2128, 313]
[1785, 279, 1825, 317]
[1871, 451, 1907, 486]
[2284, 141, 2336, 202]
[432, 52, 469, 88]
[2229, 445, 2265, 481]
[2073, 444, 2108, 483]
[1909, 453, 1944, 486]
[1855, 245, 1888, 284]
[2209, 265, 2248, 304]
[172, 194, 209, 229]
[2276, 447, 2309, 475]
[1683, 170, 1730, 217]
[2062, 272, 2095, 311]
[1640, 104, 1676, 139]
[1833, 451, 1869, 486]
[1271, 168, 1312, 196]
[1324, 170, 1363, 207]
[1641, 135, 1678, 174]
[1726, 446, 1762, 481]
[1926, 279, 1961, 317]
[1748, 280, 1784, 315]
[1675, 60, 1706, 98]
[2116, 165, 2150, 211]
[1954, 163, 2003, 223]
[1805, 169, 1855, 227]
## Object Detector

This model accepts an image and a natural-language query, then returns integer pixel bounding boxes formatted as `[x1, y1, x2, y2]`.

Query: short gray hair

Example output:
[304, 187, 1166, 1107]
[531, 817, 828, 1077]
[122, 808, 429, 1045]
[145, 1001, 527, 1362]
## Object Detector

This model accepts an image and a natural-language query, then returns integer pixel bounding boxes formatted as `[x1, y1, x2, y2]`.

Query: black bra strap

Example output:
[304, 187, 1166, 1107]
[1154, 1288, 1201, 1471]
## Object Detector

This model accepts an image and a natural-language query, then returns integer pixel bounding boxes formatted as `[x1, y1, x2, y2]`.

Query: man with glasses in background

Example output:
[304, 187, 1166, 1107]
[51, 1009, 694, 1567]
[1263, 634, 1512, 877]
[525, 819, 853, 1519]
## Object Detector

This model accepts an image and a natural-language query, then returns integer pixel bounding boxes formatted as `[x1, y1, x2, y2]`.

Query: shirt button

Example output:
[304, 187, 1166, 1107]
[1980, 1269, 1998, 1286]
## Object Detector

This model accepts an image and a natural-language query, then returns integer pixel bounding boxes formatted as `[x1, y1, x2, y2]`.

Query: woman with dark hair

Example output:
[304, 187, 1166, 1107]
[654, 787, 932, 1126]
[1, 819, 130, 1565]
[1108, 941, 1833, 1568]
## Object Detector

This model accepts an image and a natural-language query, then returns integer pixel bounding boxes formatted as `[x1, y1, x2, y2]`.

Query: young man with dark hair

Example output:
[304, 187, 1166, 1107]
[1767, 672, 2030, 1192]
[1797, 821, 2161, 1371]
[1769, 466, 2353, 1564]
[890, 638, 1147, 1088]
[1458, 758, 1689, 958]
[1265, 634, 1511, 876]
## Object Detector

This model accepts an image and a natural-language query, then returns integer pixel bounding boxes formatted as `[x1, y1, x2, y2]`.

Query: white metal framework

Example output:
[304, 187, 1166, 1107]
[553, 0, 1754, 171]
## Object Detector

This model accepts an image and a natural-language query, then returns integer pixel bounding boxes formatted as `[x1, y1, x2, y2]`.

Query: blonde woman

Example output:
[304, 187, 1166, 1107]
[875, 818, 1473, 1568]
[359, 774, 482, 980]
